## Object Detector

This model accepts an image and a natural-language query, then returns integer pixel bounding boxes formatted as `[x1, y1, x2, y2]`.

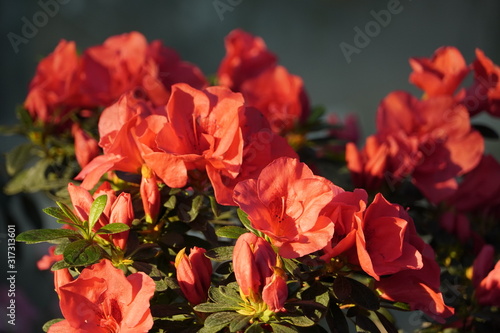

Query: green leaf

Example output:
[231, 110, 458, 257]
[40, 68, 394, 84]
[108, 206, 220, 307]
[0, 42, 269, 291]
[237, 208, 255, 232]
[43, 206, 72, 223]
[346, 278, 380, 311]
[88, 195, 108, 231]
[193, 302, 242, 313]
[16, 228, 79, 244]
[5, 142, 33, 176]
[215, 226, 248, 239]
[280, 314, 316, 327]
[43, 318, 64, 332]
[245, 323, 266, 333]
[63, 239, 102, 266]
[332, 275, 352, 301]
[229, 314, 252, 332]
[56, 201, 83, 226]
[207, 283, 242, 307]
[356, 314, 380, 333]
[204, 311, 240, 328]
[306, 105, 326, 126]
[3, 158, 51, 195]
[96, 223, 130, 234]
[374, 311, 399, 333]
[326, 303, 349, 333]
[51, 260, 71, 271]
[209, 195, 220, 218]
[270, 323, 299, 333]
[205, 246, 234, 262]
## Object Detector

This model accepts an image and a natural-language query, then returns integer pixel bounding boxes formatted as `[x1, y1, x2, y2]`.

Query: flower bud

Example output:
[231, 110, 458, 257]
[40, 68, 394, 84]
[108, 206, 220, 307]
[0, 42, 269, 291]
[175, 247, 212, 305]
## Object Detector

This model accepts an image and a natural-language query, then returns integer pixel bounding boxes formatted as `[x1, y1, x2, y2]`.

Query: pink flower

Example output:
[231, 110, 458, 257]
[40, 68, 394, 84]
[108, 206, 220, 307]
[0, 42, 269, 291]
[233, 157, 342, 258]
[174, 247, 212, 306]
[48, 260, 155, 332]
[37, 245, 63, 270]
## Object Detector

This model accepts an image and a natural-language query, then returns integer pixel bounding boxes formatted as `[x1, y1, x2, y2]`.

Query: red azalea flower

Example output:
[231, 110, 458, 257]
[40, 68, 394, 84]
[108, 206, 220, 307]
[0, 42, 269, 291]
[72, 123, 100, 168]
[376, 236, 454, 323]
[209, 107, 298, 206]
[217, 29, 277, 91]
[463, 49, 500, 117]
[475, 259, 500, 307]
[376, 91, 484, 203]
[322, 190, 424, 280]
[24, 39, 83, 126]
[233, 233, 287, 311]
[233, 157, 342, 258]
[67, 183, 133, 250]
[48, 260, 156, 332]
[175, 247, 212, 305]
[448, 155, 500, 219]
[409, 46, 469, 98]
[240, 65, 310, 134]
[145, 83, 245, 189]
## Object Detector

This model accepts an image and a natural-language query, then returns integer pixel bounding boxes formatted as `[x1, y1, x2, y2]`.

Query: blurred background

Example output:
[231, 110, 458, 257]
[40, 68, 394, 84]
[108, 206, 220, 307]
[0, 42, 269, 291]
[1, 1, 499, 331]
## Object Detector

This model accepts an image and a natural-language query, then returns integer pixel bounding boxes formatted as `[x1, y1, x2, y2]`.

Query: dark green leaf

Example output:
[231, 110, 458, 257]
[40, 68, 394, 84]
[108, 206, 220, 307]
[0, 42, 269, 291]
[3, 158, 53, 195]
[194, 302, 241, 313]
[245, 322, 266, 333]
[282, 257, 300, 275]
[374, 311, 399, 333]
[63, 239, 102, 266]
[280, 314, 316, 327]
[16, 228, 79, 244]
[43, 318, 64, 332]
[327, 303, 349, 333]
[96, 223, 130, 234]
[381, 301, 411, 311]
[215, 226, 248, 239]
[51, 260, 71, 271]
[43, 207, 72, 223]
[205, 246, 234, 262]
[88, 195, 107, 231]
[229, 314, 252, 332]
[5, 142, 33, 176]
[179, 195, 204, 222]
[333, 275, 352, 301]
[346, 278, 379, 311]
[270, 323, 299, 333]
[355, 314, 380, 333]
[209, 195, 220, 218]
[56, 201, 82, 225]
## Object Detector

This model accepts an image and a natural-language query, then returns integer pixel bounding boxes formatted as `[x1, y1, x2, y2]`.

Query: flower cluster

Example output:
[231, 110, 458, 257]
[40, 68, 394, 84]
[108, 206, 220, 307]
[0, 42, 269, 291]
[8, 31, 500, 332]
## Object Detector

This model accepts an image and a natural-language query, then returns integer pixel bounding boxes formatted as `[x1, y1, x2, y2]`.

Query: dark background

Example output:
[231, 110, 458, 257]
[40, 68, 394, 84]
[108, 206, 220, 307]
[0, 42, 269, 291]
[1, 1, 499, 332]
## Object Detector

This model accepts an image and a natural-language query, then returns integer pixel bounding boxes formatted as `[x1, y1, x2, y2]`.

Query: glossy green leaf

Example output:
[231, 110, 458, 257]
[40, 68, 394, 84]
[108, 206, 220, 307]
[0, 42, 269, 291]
[215, 226, 248, 239]
[205, 246, 234, 262]
[43, 206, 72, 223]
[96, 223, 130, 234]
[56, 201, 82, 225]
[51, 260, 71, 271]
[16, 228, 79, 244]
[63, 239, 102, 266]
[88, 195, 107, 231]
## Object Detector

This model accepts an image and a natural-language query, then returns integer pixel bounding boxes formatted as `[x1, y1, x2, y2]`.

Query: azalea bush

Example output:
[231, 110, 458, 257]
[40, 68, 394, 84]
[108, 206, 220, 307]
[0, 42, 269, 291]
[4, 30, 500, 332]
